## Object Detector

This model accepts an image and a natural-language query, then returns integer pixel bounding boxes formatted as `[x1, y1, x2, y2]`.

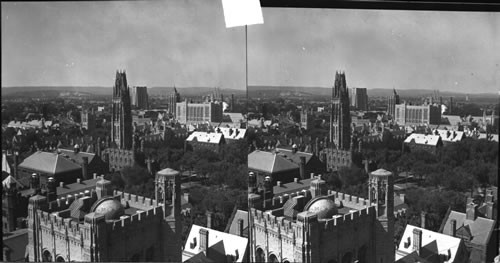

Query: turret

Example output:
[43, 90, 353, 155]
[46, 177, 57, 202]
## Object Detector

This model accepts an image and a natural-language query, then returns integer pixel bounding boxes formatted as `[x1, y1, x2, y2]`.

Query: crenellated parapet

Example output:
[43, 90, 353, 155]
[113, 190, 157, 209]
[320, 206, 376, 231]
[45, 190, 96, 212]
[36, 210, 85, 243]
[111, 206, 163, 231]
[326, 190, 374, 210]
[251, 203, 376, 237]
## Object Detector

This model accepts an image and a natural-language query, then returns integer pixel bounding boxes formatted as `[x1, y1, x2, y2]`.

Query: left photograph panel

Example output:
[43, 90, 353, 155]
[1, 1, 249, 262]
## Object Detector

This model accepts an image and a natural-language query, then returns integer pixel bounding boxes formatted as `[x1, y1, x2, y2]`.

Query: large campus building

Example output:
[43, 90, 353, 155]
[176, 101, 223, 125]
[248, 168, 395, 263]
[394, 103, 441, 125]
[25, 168, 183, 262]
[350, 87, 368, 111]
[130, 86, 149, 110]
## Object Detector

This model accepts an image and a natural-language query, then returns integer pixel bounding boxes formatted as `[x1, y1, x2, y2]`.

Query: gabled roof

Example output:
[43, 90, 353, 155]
[440, 210, 496, 246]
[18, 151, 81, 175]
[396, 225, 464, 263]
[404, 133, 441, 146]
[2, 152, 12, 175]
[275, 148, 315, 165]
[226, 210, 248, 237]
[57, 149, 97, 165]
[186, 132, 224, 144]
[183, 225, 248, 263]
[248, 150, 299, 174]
[2, 175, 24, 189]
[434, 129, 464, 142]
[215, 127, 246, 140]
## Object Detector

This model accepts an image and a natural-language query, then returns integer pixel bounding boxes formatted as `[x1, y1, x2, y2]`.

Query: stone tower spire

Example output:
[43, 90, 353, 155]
[111, 70, 133, 150]
[329, 71, 351, 150]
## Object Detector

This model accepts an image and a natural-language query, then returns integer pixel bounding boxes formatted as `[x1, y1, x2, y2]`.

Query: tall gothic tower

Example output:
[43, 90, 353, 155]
[329, 71, 351, 150]
[111, 70, 133, 150]
[368, 169, 395, 263]
[387, 88, 400, 117]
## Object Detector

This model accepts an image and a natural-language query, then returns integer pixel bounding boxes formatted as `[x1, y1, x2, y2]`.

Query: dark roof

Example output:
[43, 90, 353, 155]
[248, 150, 298, 174]
[275, 148, 314, 165]
[56, 178, 100, 197]
[57, 149, 97, 165]
[3, 228, 29, 262]
[227, 210, 248, 237]
[440, 210, 496, 246]
[18, 151, 81, 175]
[274, 178, 314, 195]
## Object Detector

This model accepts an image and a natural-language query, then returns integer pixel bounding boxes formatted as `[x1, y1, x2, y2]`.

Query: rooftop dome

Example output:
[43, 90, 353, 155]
[92, 198, 125, 220]
[304, 197, 338, 220]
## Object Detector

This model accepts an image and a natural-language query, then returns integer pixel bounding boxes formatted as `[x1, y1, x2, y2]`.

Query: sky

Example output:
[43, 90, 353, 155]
[2, 1, 499, 93]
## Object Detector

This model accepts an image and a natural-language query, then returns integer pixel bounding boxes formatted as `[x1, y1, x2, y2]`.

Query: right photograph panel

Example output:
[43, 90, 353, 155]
[246, 8, 499, 263]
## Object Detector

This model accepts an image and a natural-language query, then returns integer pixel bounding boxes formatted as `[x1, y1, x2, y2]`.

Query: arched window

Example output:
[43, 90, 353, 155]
[255, 248, 265, 263]
[42, 250, 52, 262]
[56, 256, 65, 262]
[268, 254, 279, 263]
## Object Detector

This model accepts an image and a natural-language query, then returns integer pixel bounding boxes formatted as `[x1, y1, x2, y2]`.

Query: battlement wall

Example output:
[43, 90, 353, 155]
[114, 190, 157, 209]
[45, 190, 96, 212]
[265, 189, 373, 211]
[111, 205, 163, 231]
[252, 189, 377, 236]
[327, 190, 373, 210]
[252, 204, 376, 237]
[37, 210, 86, 240]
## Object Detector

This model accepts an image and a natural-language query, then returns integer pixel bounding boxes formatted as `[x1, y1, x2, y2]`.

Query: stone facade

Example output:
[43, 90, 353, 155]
[111, 71, 133, 150]
[320, 148, 353, 172]
[248, 169, 395, 263]
[26, 170, 182, 262]
[330, 71, 351, 151]
[103, 148, 135, 172]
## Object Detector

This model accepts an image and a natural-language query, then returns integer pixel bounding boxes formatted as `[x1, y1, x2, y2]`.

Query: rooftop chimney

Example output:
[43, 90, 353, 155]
[82, 156, 89, 180]
[238, 218, 244, 237]
[206, 212, 213, 229]
[413, 228, 423, 255]
[466, 198, 478, 221]
[451, 219, 457, 237]
[485, 200, 495, 220]
[299, 156, 306, 180]
[199, 228, 209, 254]
[421, 211, 427, 229]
